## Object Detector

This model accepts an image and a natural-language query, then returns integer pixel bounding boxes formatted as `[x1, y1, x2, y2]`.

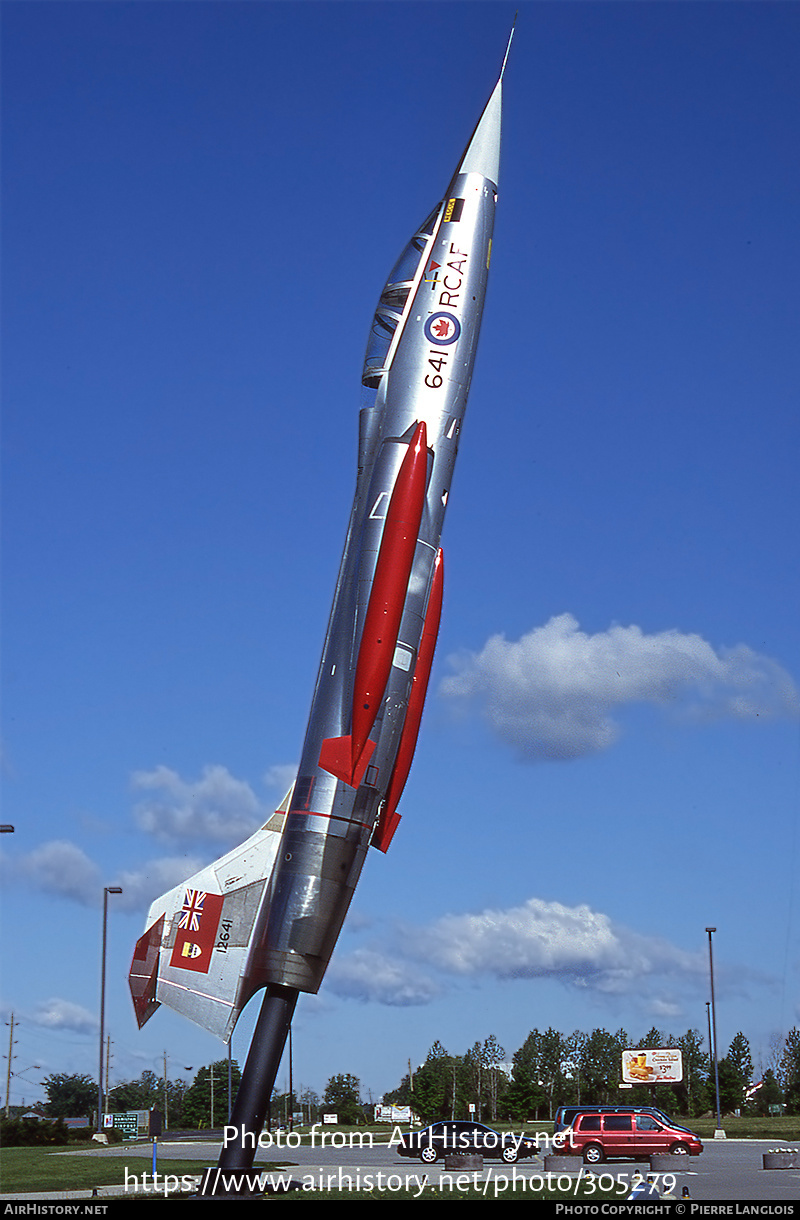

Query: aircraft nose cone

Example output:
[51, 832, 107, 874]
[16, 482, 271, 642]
[456, 77, 502, 185]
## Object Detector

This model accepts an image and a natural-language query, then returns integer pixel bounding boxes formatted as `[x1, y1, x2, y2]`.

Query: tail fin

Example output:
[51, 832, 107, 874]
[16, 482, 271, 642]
[129, 787, 293, 1041]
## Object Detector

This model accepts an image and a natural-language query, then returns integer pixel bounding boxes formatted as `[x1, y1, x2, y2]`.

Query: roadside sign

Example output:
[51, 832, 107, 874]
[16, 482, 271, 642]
[622, 1048, 683, 1084]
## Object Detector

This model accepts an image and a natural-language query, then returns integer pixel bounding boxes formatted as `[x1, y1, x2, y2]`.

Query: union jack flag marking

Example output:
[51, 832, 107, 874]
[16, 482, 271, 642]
[178, 890, 206, 932]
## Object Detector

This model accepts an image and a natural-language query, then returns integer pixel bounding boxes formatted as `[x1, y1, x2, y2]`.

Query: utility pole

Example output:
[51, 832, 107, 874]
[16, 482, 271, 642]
[5, 1013, 16, 1117]
[163, 1052, 169, 1131]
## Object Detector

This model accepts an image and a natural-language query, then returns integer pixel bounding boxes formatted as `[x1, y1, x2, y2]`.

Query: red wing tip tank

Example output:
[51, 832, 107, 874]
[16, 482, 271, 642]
[128, 23, 513, 1190]
[318, 418, 428, 790]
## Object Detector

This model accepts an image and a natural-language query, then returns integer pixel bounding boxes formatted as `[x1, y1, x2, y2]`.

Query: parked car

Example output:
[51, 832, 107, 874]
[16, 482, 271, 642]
[553, 1104, 694, 1134]
[560, 1110, 703, 1164]
[396, 1120, 539, 1164]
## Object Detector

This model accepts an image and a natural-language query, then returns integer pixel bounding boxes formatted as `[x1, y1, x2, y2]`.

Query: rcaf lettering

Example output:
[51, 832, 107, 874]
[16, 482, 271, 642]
[438, 244, 468, 308]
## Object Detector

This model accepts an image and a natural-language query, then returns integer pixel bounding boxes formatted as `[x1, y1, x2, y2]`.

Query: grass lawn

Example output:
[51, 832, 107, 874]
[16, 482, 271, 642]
[0, 1143, 645, 1202]
[0, 1146, 208, 1194]
[683, 1116, 800, 1141]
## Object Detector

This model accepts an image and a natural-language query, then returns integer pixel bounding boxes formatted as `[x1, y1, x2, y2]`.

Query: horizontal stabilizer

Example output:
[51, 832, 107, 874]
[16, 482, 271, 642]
[370, 807, 401, 854]
[128, 789, 294, 1041]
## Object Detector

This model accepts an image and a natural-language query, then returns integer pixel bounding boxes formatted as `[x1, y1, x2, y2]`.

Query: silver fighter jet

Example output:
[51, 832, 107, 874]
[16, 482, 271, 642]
[130, 29, 512, 1050]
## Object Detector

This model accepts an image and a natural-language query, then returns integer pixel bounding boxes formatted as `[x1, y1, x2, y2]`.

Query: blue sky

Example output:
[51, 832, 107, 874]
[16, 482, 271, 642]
[2, 0, 799, 1112]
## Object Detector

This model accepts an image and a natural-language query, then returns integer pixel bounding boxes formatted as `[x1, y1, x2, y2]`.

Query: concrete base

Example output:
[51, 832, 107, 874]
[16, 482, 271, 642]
[650, 1154, 691, 1171]
[714, 1129, 727, 1139]
[763, 1152, 800, 1170]
[444, 1154, 483, 1170]
[543, 1155, 580, 1171]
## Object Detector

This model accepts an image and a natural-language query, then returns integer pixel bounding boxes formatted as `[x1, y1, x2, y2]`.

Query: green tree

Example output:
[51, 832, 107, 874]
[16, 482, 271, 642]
[383, 1071, 413, 1110]
[674, 1028, 710, 1117]
[504, 1030, 548, 1121]
[410, 1042, 453, 1123]
[464, 1042, 485, 1119]
[122, 1074, 192, 1128]
[503, 1027, 572, 1118]
[539, 1027, 570, 1119]
[711, 1058, 744, 1114]
[778, 1028, 800, 1114]
[579, 1028, 627, 1103]
[42, 1073, 97, 1119]
[727, 1032, 753, 1094]
[110, 1070, 161, 1113]
[323, 1073, 362, 1125]
[563, 1030, 587, 1105]
[465, 1035, 507, 1121]
[164, 1076, 190, 1128]
[715, 1031, 753, 1113]
[182, 1060, 242, 1129]
[298, 1086, 320, 1125]
[751, 1068, 783, 1116]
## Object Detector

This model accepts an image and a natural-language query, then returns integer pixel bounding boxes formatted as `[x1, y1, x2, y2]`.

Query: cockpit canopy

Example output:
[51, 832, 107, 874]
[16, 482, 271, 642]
[362, 206, 439, 388]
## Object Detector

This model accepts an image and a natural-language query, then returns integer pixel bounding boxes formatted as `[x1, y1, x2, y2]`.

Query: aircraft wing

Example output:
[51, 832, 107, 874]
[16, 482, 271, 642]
[129, 790, 292, 1041]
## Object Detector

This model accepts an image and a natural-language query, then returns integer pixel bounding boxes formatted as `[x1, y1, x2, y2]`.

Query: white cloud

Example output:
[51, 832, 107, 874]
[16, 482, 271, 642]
[440, 614, 800, 760]
[116, 855, 205, 912]
[326, 948, 443, 1007]
[12, 837, 206, 913]
[8, 761, 293, 911]
[410, 897, 703, 994]
[327, 895, 709, 1010]
[31, 997, 97, 1035]
[646, 997, 684, 1020]
[18, 840, 101, 906]
[131, 764, 264, 843]
[263, 764, 297, 798]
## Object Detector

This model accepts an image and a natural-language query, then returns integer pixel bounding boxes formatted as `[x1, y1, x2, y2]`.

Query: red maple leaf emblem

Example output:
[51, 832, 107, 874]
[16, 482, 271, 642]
[433, 319, 452, 338]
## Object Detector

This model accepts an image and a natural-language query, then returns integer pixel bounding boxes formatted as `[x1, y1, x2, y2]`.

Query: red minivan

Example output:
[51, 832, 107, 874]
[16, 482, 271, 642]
[561, 1111, 703, 1164]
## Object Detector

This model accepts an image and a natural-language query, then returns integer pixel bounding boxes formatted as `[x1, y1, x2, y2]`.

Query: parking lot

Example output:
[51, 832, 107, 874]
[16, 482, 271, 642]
[67, 1133, 800, 1201]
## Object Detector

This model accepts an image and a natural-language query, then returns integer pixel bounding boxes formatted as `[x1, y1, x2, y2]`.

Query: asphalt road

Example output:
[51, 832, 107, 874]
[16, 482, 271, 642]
[62, 1133, 800, 1201]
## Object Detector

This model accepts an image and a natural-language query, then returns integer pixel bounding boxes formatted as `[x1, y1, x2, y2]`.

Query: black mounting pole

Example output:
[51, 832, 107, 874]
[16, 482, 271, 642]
[203, 983, 298, 1196]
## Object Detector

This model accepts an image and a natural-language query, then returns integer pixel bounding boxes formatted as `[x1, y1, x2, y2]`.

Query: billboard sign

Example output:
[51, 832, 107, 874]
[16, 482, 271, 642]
[374, 1104, 414, 1124]
[622, 1049, 683, 1084]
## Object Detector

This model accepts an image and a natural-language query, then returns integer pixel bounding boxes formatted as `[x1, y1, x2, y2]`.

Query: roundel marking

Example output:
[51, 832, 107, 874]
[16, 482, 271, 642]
[424, 312, 461, 345]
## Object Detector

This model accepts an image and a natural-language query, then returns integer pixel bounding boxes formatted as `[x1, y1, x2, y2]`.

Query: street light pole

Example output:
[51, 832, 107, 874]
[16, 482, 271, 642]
[98, 886, 122, 1132]
[706, 926, 724, 1136]
[228, 1040, 232, 1124]
[288, 1025, 293, 1132]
